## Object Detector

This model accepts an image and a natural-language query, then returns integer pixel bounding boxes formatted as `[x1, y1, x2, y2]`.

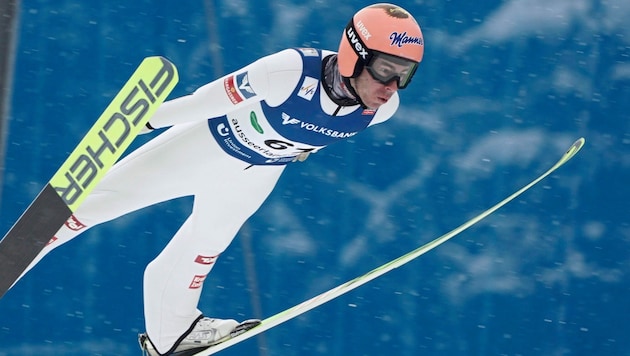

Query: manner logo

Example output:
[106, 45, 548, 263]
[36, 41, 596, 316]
[390, 31, 424, 47]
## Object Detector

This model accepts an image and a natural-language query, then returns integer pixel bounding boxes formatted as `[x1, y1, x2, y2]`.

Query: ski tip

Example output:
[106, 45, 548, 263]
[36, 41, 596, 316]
[553, 137, 585, 167]
[568, 137, 585, 155]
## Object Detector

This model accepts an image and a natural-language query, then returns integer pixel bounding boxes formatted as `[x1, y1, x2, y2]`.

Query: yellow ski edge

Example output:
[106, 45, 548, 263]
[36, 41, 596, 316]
[49, 56, 178, 212]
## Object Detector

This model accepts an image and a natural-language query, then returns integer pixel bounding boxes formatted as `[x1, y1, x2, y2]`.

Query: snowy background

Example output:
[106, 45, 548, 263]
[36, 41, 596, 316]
[1, 0, 628, 355]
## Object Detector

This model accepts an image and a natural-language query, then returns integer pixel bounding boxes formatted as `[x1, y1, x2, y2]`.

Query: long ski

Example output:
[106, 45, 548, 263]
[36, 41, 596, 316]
[0, 56, 179, 298]
[197, 137, 586, 355]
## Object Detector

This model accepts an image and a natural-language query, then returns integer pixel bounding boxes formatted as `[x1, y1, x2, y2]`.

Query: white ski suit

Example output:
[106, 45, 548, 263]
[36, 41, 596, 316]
[22, 47, 399, 354]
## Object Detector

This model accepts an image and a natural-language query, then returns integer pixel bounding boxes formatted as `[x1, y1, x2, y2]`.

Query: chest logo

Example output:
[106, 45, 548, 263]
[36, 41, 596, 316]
[298, 76, 318, 101]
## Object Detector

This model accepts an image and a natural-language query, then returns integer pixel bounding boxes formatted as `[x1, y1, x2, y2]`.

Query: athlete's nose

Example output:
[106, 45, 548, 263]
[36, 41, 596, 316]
[384, 80, 398, 92]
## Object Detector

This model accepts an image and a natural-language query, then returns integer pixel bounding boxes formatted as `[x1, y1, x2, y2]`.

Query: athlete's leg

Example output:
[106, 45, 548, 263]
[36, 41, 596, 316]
[14, 122, 207, 285]
[142, 144, 285, 353]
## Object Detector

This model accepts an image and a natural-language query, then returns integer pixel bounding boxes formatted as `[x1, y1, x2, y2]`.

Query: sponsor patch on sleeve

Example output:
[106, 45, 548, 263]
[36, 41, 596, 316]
[224, 71, 257, 104]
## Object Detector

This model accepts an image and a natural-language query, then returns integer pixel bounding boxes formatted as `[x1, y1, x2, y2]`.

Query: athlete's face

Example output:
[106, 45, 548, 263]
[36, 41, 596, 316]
[350, 66, 399, 110]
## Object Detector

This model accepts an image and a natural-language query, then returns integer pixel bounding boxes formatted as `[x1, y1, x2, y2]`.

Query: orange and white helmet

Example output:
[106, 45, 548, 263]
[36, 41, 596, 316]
[338, 3, 424, 89]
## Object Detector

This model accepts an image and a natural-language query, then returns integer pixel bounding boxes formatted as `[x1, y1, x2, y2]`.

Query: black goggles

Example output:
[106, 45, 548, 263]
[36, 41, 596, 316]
[365, 51, 418, 89]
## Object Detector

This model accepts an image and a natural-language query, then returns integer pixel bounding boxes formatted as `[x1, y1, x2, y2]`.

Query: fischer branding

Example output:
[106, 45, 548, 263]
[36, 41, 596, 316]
[52, 58, 177, 209]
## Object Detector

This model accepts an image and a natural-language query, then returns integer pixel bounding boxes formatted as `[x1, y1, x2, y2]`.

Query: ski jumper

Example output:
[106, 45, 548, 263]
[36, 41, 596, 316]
[19, 48, 399, 354]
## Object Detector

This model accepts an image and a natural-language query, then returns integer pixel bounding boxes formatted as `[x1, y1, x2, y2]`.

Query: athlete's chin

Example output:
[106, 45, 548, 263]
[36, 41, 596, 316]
[363, 95, 391, 110]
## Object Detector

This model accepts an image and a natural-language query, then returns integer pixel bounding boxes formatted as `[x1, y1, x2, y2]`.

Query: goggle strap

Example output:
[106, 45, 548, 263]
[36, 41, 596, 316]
[344, 20, 373, 76]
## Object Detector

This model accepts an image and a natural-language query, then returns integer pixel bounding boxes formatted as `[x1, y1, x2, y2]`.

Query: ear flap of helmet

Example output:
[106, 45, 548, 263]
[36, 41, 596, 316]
[338, 20, 371, 78]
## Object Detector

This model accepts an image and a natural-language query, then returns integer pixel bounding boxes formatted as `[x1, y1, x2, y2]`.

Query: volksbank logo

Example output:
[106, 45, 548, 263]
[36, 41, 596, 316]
[281, 112, 300, 125]
[280, 112, 357, 139]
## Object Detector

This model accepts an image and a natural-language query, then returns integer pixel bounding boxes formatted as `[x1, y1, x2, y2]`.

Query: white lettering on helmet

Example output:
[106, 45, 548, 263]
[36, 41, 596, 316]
[355, 20, 372, 40]
[346, 27, 369, 60]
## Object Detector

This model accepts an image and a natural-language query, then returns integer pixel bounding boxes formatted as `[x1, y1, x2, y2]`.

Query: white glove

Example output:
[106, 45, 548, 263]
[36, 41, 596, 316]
[292, 152, 311, 162]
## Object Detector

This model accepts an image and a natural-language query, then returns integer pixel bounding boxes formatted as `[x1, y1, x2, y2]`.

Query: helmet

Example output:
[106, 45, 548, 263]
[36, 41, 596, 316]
[338, 3, 424, 89]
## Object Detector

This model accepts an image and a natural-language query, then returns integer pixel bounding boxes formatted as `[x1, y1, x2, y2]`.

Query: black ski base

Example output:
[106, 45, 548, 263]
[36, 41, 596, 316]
[0, 184, 72, 298]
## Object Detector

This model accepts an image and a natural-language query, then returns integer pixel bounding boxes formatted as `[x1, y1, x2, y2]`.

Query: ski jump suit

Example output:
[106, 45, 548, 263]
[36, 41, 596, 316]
[22, 47, 399, 353]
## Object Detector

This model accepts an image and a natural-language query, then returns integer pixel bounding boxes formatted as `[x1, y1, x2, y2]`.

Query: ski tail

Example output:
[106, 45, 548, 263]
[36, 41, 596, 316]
[196, 138, 586, 355]
[0, 56, 179, 299]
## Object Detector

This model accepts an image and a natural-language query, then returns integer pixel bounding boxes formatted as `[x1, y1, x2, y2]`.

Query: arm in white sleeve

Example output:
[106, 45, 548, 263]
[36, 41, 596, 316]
[147, 49, 302, 129]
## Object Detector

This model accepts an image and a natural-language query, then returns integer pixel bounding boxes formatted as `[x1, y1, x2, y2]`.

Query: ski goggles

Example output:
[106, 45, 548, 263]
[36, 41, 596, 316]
[365, 51, 418, 89]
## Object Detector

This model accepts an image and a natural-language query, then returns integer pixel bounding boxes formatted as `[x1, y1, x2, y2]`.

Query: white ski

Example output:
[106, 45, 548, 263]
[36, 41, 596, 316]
[195, 137, 586, 355]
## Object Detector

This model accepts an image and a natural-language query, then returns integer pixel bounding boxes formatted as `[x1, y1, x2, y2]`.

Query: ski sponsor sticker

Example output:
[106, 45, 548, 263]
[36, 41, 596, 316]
[224, 72, 256, 104]
[65, 215, 86, 231]
[195, 255, 218, 265]
[298, 76, 318, 101]
[189, 274, 207, 289]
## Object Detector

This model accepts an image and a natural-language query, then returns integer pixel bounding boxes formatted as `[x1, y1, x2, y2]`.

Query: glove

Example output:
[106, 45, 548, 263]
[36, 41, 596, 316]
[292, 152, 311, 162]
[139, 122, 155, 135]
